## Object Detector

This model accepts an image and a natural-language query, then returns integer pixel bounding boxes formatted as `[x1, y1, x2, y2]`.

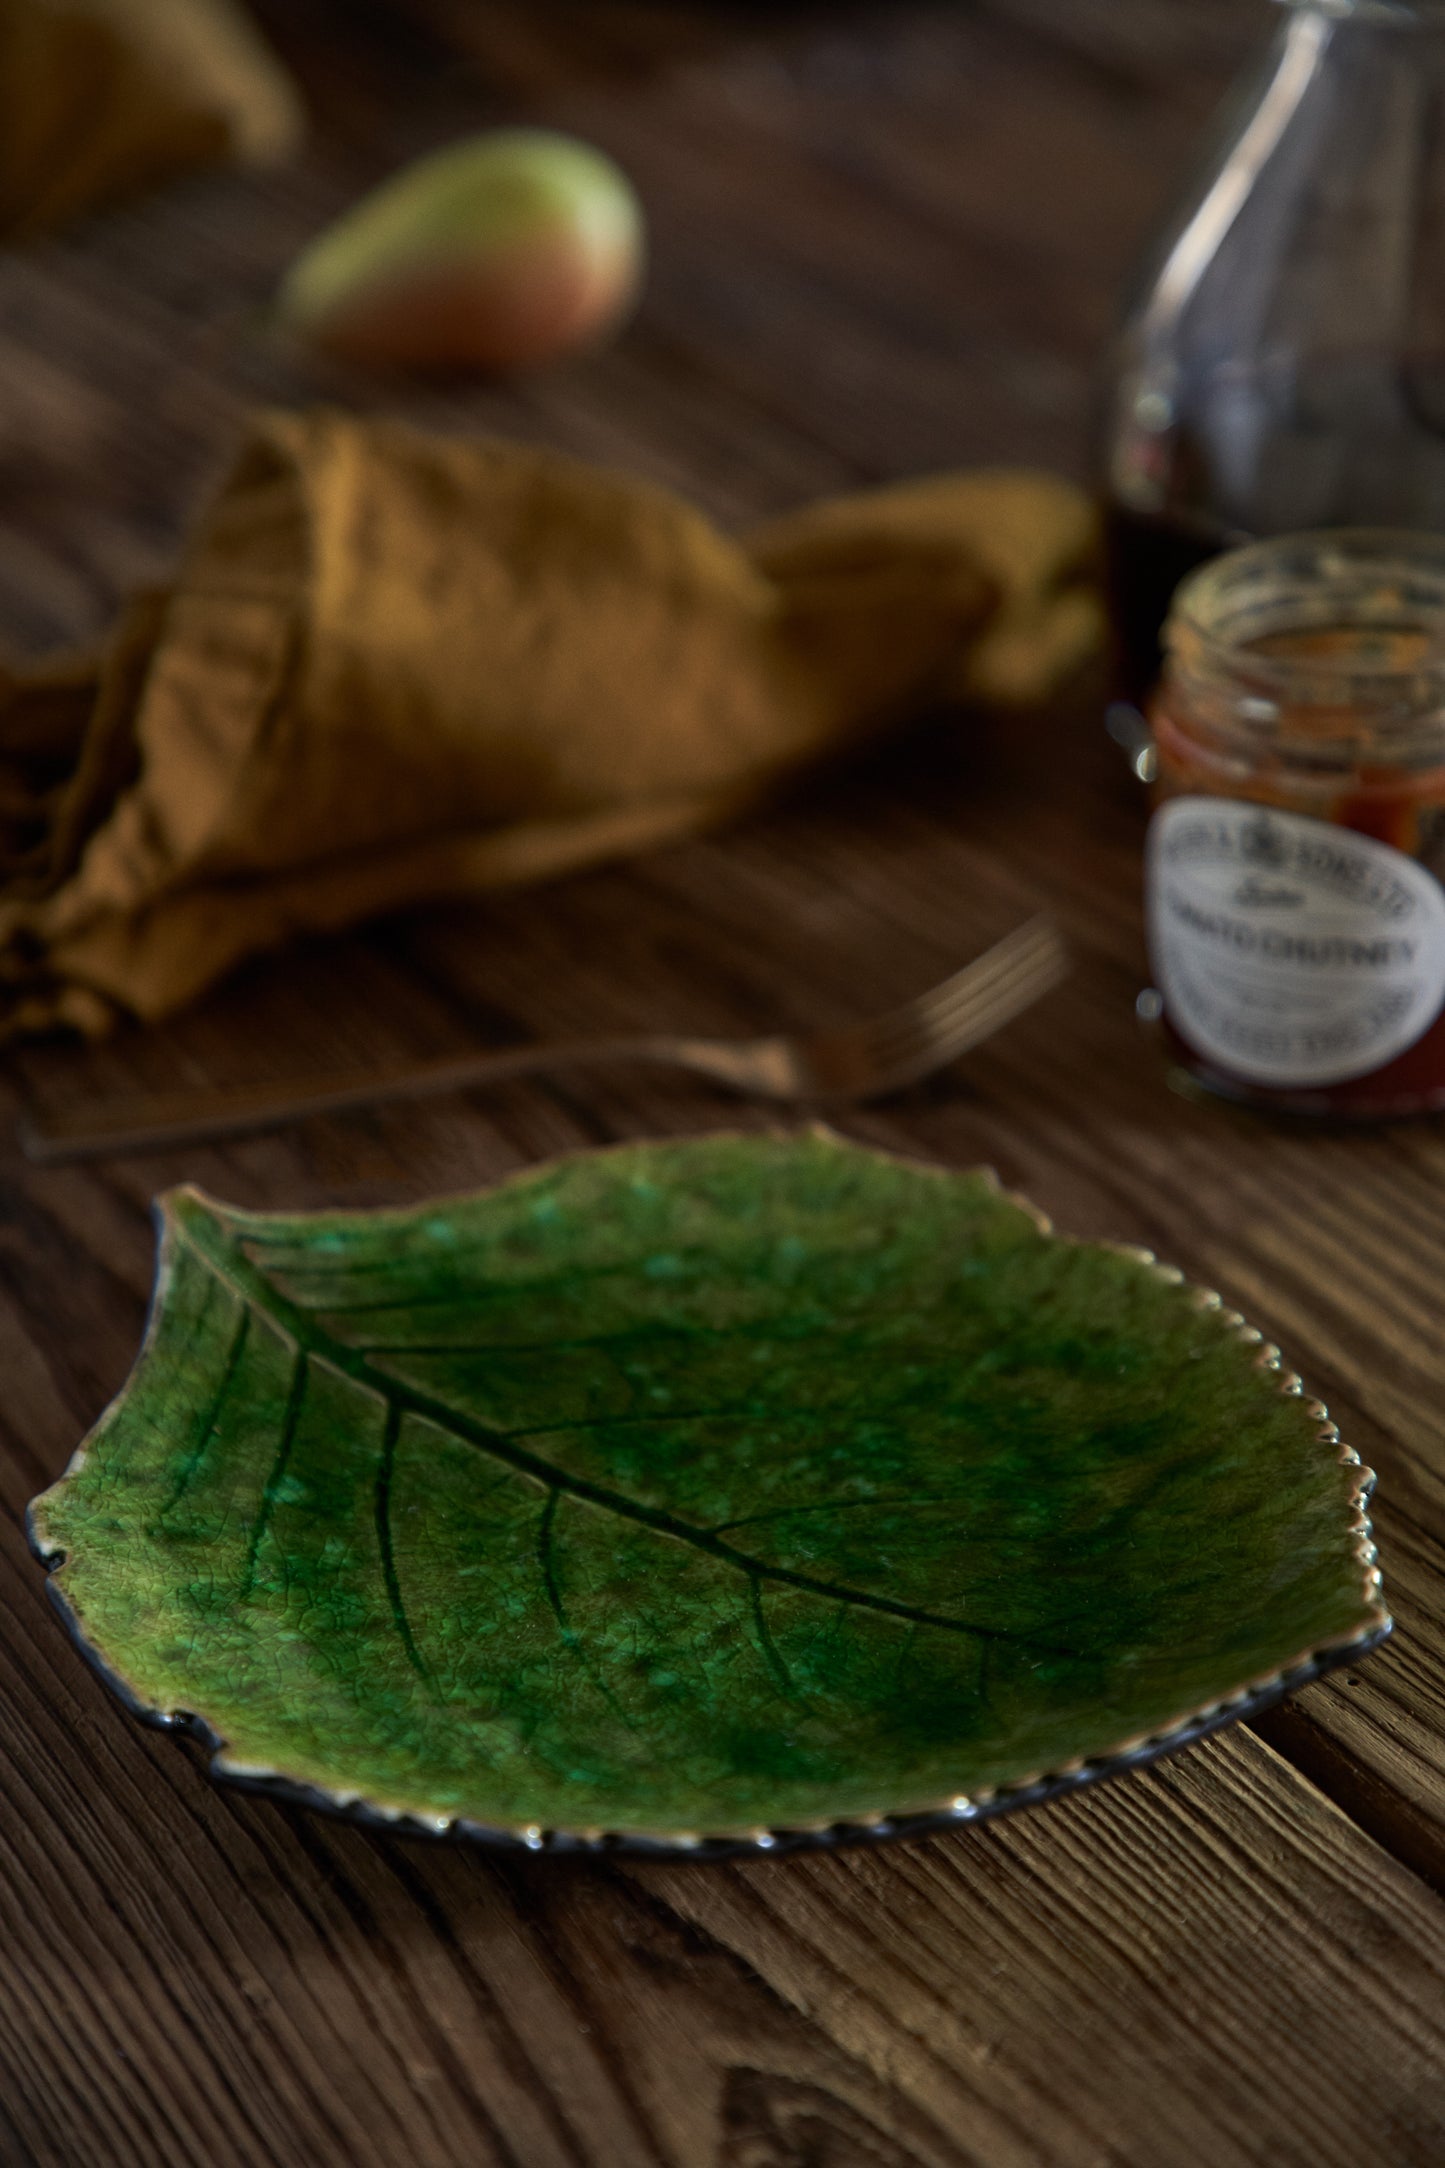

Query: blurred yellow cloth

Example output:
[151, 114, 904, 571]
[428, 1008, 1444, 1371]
[0, 0, 303, 239]
[0, 409, 1100, 1038]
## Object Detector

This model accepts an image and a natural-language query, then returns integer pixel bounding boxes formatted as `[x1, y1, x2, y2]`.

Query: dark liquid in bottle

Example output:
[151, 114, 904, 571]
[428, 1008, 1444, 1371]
[1103, 505, 1237, 707]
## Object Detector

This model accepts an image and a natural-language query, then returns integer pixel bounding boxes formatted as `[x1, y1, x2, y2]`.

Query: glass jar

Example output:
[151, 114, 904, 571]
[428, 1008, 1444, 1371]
[1101, 0, 1445, 714]
[1145, 530, 1445, 1115]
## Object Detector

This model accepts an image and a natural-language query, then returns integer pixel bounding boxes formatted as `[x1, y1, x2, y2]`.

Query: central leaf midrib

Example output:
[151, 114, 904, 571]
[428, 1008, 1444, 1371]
[174, 1201, 1077, 1658]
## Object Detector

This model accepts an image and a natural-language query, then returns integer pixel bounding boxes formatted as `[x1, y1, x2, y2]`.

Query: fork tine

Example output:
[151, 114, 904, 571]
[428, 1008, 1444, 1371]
[896, 935, 1061, 1044]
[870, 920, 1062, 1036]
[864, 989, 1048, 1090]
[915, 962, 1060, 1052]
[869, 953, 1061, 1066]
[925, 919, 1064, 1008]
[857, 921, 1066, 1069]
[854, 922, 1067, 1087]
[866, 982, 1047, 1083]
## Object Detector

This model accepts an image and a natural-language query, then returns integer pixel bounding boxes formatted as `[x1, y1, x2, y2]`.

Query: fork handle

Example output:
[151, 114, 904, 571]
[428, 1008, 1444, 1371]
[18, 1037, 707, 1164]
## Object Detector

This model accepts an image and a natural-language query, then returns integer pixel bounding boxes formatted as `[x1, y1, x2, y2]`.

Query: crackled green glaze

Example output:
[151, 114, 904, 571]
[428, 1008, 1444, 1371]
[30, 1133, 1381, 1837]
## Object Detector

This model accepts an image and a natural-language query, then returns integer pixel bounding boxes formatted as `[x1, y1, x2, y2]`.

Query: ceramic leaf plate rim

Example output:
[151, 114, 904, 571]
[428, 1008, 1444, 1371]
[27, 1135, 1392, 1862]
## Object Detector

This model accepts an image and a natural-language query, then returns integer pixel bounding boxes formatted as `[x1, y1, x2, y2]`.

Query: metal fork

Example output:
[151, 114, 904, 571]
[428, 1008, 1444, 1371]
[18, 917, 1067, 1164]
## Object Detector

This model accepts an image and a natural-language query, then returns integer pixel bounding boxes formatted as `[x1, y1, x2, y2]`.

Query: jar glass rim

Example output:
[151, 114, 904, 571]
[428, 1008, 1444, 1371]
[1168, 528, 1445, 687]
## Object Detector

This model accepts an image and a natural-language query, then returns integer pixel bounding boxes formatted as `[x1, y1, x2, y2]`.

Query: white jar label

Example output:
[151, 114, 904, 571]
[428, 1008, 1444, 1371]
[1147, 797, 1445, 1087]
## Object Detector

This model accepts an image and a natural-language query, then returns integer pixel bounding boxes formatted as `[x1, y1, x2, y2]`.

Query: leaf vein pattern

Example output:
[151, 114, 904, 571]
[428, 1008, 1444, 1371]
[534, 1492, 644, 1735]
[156, 1300, 250, 1526]
[536, 1490, 567, 1635]
[749, 1578, 795, 1697]
[711, 1492, 975, 1535]
[349, 1319, 857, 1357]
[375, 1402, 430, 1683]
[240, 1350, 309, 1599]
[244, 1241, 798, 1307]
[183, 1213, 1076, 1661]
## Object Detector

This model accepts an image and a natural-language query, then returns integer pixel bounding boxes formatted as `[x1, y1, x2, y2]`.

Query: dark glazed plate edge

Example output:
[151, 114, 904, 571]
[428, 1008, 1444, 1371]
[27, 1518, 1392, 1864]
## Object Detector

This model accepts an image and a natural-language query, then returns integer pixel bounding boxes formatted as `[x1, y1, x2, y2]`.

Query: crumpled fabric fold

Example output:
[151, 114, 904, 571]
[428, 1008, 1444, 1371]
[0, 0, 303, 240]
[0, 407, 1100, 1037]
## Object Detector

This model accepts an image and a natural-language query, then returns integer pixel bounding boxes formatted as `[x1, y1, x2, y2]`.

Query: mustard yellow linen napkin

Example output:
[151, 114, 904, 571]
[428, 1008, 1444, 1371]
[0, 0, 303, 239]
[0, 409, 1099, 1038]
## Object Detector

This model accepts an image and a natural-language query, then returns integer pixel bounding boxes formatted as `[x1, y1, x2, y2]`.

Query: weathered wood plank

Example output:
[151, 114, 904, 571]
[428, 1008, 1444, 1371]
[6, 698, 1445, 2163]
[7, 1377, 1445, 2168]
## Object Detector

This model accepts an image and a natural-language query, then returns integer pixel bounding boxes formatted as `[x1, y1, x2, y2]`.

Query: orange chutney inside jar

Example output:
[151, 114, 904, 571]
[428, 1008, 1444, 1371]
[1146, 533, 1445, 1116]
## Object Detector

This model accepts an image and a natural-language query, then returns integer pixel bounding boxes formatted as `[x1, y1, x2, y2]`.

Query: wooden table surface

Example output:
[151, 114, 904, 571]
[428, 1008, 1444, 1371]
[4, 4, 1445, 2163]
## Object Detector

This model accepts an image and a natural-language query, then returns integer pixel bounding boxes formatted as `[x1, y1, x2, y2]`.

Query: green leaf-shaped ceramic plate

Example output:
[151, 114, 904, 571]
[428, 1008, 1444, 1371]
[29, 1133, 1387, 1858]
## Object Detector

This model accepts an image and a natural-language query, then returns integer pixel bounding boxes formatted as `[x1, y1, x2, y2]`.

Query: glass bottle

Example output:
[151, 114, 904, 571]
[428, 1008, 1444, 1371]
[1101, 0, 1445, 713]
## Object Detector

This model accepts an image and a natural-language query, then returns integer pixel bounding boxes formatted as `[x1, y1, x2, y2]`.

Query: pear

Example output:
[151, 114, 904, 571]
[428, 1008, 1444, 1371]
[277, 128, 645, 376]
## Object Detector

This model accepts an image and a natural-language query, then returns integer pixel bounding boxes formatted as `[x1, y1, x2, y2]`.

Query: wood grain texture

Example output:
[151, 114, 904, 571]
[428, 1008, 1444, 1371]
[6, 1, 1445, 2162]
[7, 1417, 1445, 2168]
